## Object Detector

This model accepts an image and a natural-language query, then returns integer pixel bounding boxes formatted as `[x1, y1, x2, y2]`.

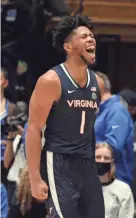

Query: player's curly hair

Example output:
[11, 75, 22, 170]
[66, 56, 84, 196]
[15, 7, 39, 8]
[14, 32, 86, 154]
[52, 15, 94, 52]
[16, 167, 32, 215]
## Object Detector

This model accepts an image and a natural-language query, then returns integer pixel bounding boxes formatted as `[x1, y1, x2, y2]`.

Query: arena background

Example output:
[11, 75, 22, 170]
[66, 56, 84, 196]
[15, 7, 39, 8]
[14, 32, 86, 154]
[1, 0, 136, 101]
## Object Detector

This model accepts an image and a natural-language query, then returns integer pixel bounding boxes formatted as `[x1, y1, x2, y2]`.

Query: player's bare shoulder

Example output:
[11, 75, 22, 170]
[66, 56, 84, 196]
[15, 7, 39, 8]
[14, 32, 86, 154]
[38, 69, 60, 89]
[29, 69, 61, 127]
[36, 69, 61, 101]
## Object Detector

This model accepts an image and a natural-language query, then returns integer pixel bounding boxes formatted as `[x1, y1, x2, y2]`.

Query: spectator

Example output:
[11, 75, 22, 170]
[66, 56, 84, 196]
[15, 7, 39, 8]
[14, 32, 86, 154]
[4, 125, 27, 205]
[8, 167, 47, 218]
[119, 91, 136, 207]
[95, 142, 134, 218]
[1, 183, 8, 218]
[1, 68, 16, 187]
[3, 100, 28, 204]
[94, 72, 134, 186]
[119, 89, 136, 122]
[119, 90, 136, 203]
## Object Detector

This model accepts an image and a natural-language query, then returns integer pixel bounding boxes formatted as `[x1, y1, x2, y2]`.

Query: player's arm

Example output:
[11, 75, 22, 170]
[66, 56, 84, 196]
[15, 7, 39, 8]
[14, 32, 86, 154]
[26, 70, 61, 184]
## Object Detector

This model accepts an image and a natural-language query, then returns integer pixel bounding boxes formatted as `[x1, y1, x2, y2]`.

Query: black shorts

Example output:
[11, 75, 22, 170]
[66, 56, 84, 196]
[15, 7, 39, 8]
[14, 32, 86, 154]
[40, 151, 104, 218]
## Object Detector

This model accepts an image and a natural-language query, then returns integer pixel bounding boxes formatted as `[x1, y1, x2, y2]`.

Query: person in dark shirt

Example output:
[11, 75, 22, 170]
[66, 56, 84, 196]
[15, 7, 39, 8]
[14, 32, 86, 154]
[26, 15, 105, 218]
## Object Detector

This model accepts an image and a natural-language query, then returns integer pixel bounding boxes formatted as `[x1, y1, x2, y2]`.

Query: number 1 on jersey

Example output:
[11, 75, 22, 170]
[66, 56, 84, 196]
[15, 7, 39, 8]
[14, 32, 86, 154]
[80, 111, 86, 134]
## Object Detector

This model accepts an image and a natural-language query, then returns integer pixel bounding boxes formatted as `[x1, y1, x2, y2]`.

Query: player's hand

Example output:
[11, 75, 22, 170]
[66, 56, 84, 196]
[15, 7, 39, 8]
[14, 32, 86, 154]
[30, 179, 48, 200]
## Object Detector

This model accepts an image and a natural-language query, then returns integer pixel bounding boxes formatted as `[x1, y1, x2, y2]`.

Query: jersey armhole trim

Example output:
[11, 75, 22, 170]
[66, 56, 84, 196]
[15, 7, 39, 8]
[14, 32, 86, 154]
[95, 73, 101, 102]
[86, 69, 90, 88]
[53, 70, 63, 105]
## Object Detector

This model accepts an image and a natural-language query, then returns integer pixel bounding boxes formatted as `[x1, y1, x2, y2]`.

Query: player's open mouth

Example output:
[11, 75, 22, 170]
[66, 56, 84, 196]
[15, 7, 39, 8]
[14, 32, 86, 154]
[86, 48, 95, 55]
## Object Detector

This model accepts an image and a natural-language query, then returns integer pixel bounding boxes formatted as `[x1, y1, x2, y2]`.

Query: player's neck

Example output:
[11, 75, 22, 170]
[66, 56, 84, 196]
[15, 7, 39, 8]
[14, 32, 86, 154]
[64, 58, 87, 79]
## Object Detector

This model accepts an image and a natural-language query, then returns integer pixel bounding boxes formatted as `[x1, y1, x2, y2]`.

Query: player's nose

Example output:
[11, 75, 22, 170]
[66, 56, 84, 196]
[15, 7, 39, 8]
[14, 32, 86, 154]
[86, 35, 94, 43]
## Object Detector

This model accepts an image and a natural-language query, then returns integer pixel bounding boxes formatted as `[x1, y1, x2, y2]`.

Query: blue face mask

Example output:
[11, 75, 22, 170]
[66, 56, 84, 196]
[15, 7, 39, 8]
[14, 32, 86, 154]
[96, 162, 111, 176]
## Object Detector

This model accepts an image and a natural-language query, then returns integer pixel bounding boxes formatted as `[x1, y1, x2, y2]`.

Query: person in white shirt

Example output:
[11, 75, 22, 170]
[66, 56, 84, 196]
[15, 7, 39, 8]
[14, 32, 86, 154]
[95, 142, 134, 218]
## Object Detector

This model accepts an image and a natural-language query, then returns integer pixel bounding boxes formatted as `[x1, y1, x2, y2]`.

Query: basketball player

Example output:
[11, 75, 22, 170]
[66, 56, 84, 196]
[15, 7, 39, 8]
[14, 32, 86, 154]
[26, 15, 105, 218]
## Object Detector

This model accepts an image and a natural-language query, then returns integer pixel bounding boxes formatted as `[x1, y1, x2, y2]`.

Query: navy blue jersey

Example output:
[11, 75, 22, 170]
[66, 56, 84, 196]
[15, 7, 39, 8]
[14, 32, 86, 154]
[44, 63, 101, 158]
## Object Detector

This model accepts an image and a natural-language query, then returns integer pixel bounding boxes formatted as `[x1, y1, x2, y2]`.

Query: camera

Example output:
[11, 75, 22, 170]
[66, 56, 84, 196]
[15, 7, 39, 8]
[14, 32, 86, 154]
[5, 112, 27, 132]
[1, 112, 27, 135]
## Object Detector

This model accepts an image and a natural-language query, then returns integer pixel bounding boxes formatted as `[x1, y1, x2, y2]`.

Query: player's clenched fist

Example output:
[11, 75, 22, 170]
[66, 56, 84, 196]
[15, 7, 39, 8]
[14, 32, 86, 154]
[30, 179, 48, 200]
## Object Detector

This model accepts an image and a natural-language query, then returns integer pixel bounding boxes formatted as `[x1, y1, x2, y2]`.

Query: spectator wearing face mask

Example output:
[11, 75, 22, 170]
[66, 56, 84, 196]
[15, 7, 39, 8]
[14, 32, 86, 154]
[95, 72, 135, 186]
[95, 142, 134, 218]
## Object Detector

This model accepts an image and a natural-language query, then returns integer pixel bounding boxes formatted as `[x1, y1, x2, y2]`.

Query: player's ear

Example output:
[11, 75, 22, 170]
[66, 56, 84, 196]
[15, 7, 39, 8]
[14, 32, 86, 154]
[63, 42, 72, 53]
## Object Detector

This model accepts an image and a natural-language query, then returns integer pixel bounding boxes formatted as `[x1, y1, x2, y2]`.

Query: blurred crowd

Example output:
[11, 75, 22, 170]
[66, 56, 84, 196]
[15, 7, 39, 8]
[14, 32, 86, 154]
[1, 66, 136, 218]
